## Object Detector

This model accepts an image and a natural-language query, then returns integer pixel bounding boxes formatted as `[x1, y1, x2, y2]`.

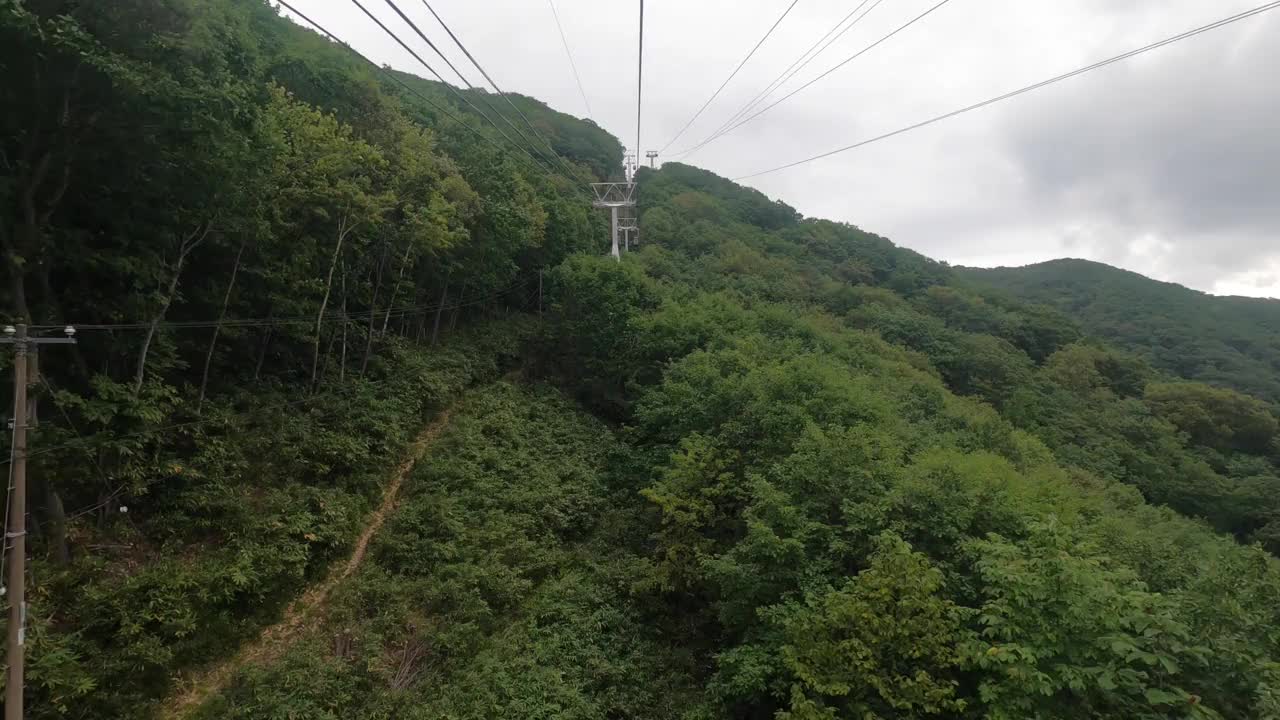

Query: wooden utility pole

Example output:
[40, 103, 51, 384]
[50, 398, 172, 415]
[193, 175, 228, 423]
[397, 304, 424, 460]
[3, 323, 75, 720]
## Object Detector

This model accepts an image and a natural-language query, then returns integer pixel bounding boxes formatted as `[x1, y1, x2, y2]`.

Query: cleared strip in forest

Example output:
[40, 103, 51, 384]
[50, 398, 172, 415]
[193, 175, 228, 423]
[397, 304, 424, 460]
[161, 406, 457, 718]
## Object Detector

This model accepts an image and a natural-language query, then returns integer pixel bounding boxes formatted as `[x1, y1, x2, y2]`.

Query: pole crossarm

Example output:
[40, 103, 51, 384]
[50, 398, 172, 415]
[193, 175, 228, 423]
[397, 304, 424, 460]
[617, 204, 638, 231]
[589, 182, 636, 207]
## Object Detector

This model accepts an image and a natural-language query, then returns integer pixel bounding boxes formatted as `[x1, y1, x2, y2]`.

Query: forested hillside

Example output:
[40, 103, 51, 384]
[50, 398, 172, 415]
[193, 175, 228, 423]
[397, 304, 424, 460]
[959, 259, 1280, 402]
[193, 163, 1280, 719]
[0, 0, 615, 715]
[5, 1, 1280, 719]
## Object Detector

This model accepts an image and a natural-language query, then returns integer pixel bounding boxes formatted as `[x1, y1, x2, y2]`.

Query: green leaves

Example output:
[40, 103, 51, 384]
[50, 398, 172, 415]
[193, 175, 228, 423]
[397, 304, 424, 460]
[964, 522, 1213, 718]
[776, 534, 968, 719]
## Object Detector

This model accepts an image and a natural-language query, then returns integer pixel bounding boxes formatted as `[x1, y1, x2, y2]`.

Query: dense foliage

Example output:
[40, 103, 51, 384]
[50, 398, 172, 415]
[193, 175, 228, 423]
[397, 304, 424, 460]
[4, 1, 1280, 718]
[959, 259, 1280, 402]
[203, 164, 1280, 719]
[1, 0, 615, 715]
[198, 382, 698, 720]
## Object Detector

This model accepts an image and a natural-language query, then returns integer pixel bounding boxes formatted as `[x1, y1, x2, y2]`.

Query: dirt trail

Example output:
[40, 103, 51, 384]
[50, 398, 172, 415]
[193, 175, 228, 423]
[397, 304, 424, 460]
[162, 409, 453, 718]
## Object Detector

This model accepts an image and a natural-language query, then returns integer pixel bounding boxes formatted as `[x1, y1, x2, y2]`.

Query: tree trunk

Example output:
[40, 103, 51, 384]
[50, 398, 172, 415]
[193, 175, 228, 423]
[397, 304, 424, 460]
[380, 243, 414, 338]
[3, 81, 86, 323]
[416, 292, 428, 342]
[312, 216, 353, 389]
[362, 250, 385, 376]
[449, 286, 464, 332]
[197, 241, 246, 413]
[339, 261, 348, 384]
[134, 222, 212, 393]
[3, 245, 31, 323]
[44, 487, 69, 566]
[37, 262, 91, 379]
[254, 323, 274, 382]
[431, 279, 449, 346]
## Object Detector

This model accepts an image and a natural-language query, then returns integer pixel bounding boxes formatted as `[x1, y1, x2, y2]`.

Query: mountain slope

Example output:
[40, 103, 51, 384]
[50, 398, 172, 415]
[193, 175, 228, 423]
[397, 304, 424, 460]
[7, 3, 1280, 719]
[959, 259, 1280, 402]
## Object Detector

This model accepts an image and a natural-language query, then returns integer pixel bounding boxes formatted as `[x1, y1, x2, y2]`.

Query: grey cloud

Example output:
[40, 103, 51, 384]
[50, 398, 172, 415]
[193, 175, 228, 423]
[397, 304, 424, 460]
[999, 13, 1280, 284]
[283, 0, 1280, 296]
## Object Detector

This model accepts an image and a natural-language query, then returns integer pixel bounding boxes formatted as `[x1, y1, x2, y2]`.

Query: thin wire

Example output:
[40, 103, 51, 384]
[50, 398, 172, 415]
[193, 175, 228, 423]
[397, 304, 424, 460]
[1, 405, 15, 581]
[418, 0, 593, 185]
[279, 0, 589, 201]
[10, 277, 534, 467]
[382, 0, 476, 86]
[279, 1, 500, 153]
[40, 375, 119, 493]
[24, 394, 338, 466]
[678, 0, 954, 158]
[381, 0, 563, 175]
[32, 276, 532, 332]
[735, 0, 1280, 180]
[695, 0, 882, 151]
[637, 0, 645, 159]
[348, 0, 556, 177]
[547, 0, 594, 119]
[658, 0, 801, 153]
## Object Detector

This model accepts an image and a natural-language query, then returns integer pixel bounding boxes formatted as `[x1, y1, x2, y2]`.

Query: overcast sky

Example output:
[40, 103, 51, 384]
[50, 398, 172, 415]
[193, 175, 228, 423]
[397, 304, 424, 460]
[281, 0, 1279, 299]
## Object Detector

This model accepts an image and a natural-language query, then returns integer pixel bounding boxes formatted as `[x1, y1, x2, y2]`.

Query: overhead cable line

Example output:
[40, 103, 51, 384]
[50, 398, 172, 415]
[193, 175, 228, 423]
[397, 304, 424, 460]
[10, 275, 539, 468]
[22, 393, 344, 465]
[637, 0, 646, 159]
[657, 0, 801, 153]
[378, 0, 564, 175]
[735, 0, 1280, 180]
[547, 0, 595, 120]
[701, 0, 883, 148]
[30, 277, 533, 333]
[347, 0, 556, 177]
[279, 1, 485, 143]
[280, 0, 585, 197]
[676, 0, 954, 158]
[419, 0, 594, 184]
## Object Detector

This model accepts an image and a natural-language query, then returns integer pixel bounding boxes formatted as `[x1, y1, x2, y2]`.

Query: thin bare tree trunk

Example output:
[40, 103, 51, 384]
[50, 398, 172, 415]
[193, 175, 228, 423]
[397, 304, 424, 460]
[431, 279, 449, 346]
[312, 216, 354, 389]
[362, 249, 385, 376]
[134, 222, 212, 393]
[44, 487, 69, 566]
[254, 322, 273, 382]
[449, 286, 465, 333]
[198, 241, 246, 413]
[416, 294, 428, 342]
[380, 243, 413, 338]
[339, 261, 348, 384]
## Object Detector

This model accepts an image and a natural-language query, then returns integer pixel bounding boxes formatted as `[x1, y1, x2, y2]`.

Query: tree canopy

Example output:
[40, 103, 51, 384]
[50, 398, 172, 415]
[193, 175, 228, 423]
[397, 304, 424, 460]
[3, 3, 1280, 720]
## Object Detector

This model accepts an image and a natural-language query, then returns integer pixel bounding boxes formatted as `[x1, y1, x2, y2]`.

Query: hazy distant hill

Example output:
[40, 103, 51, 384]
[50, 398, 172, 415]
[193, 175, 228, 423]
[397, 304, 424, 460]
[960, 259, 1280, 401]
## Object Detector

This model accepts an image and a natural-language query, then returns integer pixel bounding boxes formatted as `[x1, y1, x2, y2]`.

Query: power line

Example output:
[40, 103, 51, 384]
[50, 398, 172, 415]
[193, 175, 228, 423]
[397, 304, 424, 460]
[418, 0, 593, 185]
[658, 0, 801, 154]
[11, 277, 538, 467]
[279, 1, 596, 205]
[379, 0, 565, 176]
[736, 0, 1280, 180]
[381, 0, 476, 87]
[696, 0, 883, 151]
[30, 276, 533, 333]
[277, 1, 506, 157]
[547, 0, 594, 120]
[347, 0, 556, 177]
[1, 408, 15, 581]
[280, 0, 595, 203]
[637, 0, 645, 159]
[677, 0, 954, 159]
[23, 393, 340, 465]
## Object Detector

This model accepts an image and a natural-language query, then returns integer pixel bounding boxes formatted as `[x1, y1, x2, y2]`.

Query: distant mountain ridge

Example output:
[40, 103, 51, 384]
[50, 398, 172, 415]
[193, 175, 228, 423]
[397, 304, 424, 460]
[959, 258, 1280, 402]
